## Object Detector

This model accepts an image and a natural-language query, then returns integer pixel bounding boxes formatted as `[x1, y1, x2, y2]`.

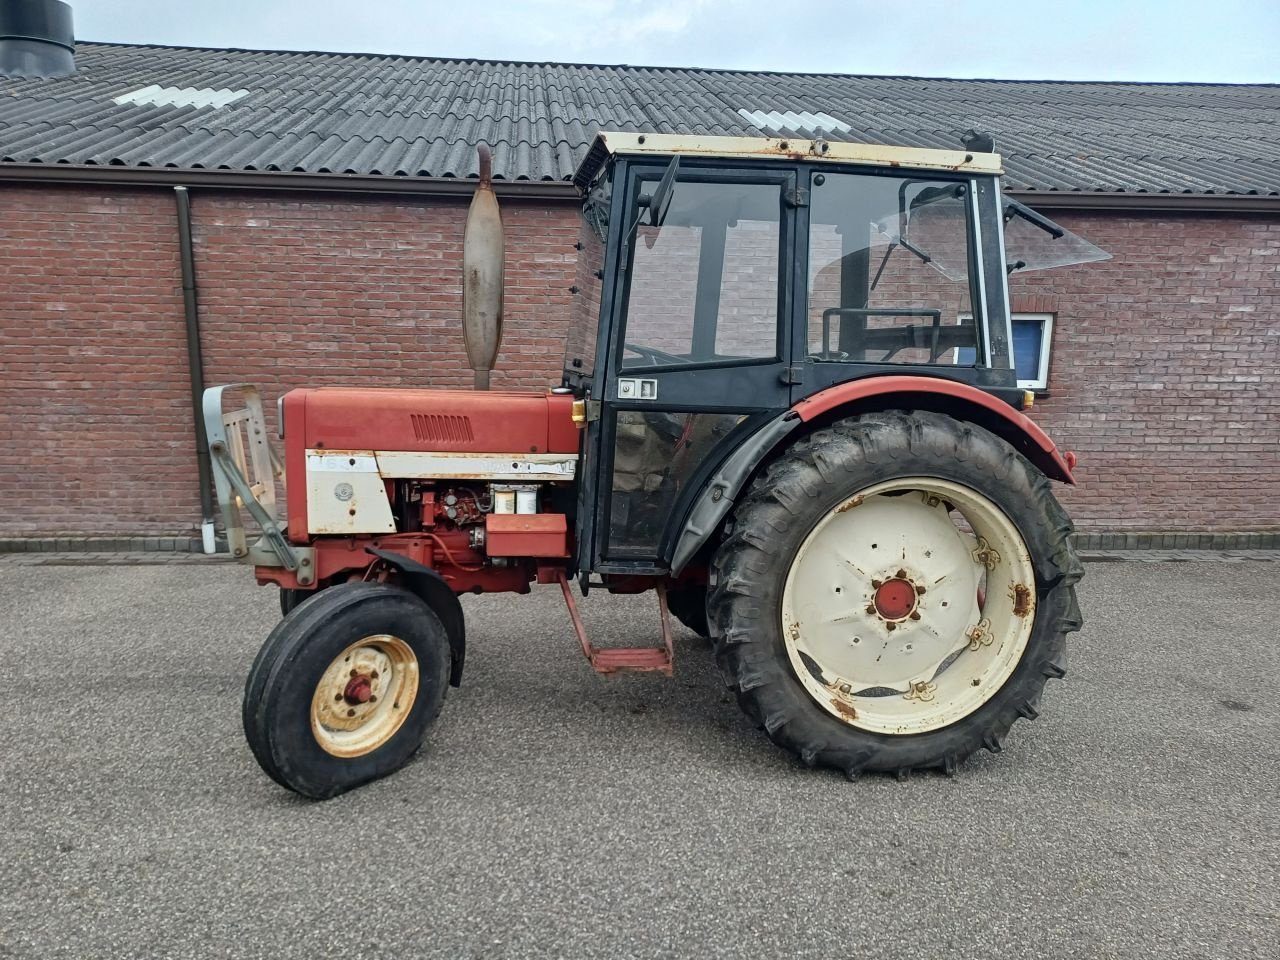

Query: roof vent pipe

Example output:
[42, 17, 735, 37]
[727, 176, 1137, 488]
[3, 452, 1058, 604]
[0, 0, 75, 79]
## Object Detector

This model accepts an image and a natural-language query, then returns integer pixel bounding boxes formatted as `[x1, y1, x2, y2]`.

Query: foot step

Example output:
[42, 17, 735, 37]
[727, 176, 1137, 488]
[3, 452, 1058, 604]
[590, 646, 672, 675]
[557, 571, 675, 676]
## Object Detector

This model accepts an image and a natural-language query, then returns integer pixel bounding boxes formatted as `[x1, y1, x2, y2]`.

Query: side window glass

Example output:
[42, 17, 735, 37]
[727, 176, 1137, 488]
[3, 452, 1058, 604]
[623, 180, 781, 369]
[808, 173, 979, 366]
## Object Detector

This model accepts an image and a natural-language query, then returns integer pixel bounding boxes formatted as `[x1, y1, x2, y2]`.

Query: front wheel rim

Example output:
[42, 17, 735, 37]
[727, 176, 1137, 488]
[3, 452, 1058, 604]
[310, 635, 419, 758]
[781, 477, 1036, 735]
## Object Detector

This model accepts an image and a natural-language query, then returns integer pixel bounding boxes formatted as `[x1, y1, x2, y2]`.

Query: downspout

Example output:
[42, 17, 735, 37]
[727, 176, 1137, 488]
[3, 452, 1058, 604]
[174, 186, 217, 554]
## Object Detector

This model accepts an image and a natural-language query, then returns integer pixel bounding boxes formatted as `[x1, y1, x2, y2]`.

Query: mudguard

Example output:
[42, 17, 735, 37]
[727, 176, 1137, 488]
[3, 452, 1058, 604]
[366, 548, 466, 687]
[667, 376, 1076, 575]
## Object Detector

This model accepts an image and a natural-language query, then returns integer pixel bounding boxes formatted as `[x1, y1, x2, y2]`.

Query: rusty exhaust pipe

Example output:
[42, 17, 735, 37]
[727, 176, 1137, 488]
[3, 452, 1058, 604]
[462, 143, 504, 390]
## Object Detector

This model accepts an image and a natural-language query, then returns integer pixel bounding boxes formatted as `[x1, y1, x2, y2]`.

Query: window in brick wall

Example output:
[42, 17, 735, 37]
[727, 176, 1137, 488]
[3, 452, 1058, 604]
[956, 312, 1054, 390]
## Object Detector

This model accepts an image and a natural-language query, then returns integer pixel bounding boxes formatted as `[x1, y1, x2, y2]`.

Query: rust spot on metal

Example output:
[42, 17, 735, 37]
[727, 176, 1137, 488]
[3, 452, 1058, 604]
[825, 678, 859, 721]
[967, 618, 993, 651]
[832, 698, 859, 722]
[1012, 583, 1032, 617]
[835, 494, 864, 513]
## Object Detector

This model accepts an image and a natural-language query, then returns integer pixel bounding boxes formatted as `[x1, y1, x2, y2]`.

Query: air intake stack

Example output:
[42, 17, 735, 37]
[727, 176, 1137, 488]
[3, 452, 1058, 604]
[0, 0, 75, 78]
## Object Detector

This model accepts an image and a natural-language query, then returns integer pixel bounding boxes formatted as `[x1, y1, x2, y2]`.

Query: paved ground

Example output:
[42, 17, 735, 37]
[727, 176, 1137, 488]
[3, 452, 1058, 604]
[1, 562, 1277, 959]
[3, 548, 1279, 566]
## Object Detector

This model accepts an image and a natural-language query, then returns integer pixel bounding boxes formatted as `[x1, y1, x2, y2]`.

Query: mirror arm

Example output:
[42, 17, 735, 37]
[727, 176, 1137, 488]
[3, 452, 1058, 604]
[899, 236, 932, 264]
[1005, 199, 1065, 239]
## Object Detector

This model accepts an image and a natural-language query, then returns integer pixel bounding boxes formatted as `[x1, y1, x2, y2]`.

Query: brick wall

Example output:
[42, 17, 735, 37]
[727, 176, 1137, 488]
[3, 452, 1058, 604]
[0, 187, 192, 536]
[0, 183, 1276, 539]
[1012, 211, 1280, 533]
[0, 184, 579, 537]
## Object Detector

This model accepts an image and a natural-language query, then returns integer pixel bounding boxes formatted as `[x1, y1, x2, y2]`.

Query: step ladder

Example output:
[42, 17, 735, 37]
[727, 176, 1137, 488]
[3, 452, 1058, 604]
[556, 571, 675, 676]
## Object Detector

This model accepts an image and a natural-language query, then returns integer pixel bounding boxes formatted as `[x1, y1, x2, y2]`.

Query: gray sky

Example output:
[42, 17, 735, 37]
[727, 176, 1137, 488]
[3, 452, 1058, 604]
[75, 0, 1278, 83]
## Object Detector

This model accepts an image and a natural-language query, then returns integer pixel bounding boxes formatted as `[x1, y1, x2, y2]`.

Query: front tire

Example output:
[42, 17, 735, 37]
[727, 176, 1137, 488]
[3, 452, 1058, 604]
[707, 411, 1083, 778]
[243, 582, 451, 799]
[279, 587, 308, 616]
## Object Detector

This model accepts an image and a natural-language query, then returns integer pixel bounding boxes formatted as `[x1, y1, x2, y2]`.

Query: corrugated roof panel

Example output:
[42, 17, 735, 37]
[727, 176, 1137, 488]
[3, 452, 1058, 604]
[112, 84, 251, 108]
[0, 43, 1275, 194]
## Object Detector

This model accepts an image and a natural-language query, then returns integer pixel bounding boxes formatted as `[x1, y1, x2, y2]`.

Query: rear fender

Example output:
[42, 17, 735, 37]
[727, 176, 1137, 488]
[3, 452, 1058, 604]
[366, 548, 466, 687]
[792, 376, 1076, 483]
[667, 376, 1075, 575]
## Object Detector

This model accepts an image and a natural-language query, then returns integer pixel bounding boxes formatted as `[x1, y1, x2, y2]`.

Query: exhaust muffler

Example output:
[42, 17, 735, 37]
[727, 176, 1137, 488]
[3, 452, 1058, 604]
[462, 143, 504, 390]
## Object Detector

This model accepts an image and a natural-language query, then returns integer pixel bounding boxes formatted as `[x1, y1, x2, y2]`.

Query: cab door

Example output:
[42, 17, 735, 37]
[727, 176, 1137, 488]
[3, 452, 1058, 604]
[588, 161, 799, 571]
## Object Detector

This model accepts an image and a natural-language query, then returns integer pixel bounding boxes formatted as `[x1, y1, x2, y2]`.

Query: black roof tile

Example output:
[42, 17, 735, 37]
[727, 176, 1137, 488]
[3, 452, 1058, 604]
[0, 42, 1275, 194]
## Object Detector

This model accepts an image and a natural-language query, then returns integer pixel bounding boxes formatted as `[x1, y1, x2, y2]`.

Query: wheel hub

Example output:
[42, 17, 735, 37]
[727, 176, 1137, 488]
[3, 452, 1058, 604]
[310, 635, 419, 758]
[873, 577, 917, 621]
[343, 675, 373, 705]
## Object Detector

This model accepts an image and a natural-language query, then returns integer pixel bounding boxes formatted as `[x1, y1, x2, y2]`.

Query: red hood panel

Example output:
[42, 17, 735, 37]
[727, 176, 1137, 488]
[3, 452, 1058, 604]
[294, 387, 580, 455]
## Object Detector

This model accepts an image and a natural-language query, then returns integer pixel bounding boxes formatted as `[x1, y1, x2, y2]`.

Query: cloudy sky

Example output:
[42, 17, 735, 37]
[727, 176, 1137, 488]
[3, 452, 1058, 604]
[76, 0, 1277, 83]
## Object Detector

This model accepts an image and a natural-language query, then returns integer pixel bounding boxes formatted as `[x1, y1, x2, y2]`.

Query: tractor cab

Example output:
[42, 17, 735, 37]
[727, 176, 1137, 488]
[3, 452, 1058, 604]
[564, 133, 1104, 575]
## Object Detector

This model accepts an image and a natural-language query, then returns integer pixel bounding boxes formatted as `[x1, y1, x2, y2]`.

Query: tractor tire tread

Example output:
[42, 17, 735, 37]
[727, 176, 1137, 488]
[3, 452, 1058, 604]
[706, 410, 1082, 779]
[242, 582, 450, 799]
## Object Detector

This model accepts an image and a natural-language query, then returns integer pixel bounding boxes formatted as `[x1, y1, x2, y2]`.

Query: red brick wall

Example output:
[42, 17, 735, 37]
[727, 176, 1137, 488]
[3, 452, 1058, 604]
[1012, 211, 1280, 533]
[0, 185, 579, 537]
[0, 184, 1276, 538]
[0, 187, 193, 536]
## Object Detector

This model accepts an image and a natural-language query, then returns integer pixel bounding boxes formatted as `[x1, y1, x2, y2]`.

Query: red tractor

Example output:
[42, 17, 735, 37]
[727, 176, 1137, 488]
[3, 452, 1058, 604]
[207, 133, 1101, 799]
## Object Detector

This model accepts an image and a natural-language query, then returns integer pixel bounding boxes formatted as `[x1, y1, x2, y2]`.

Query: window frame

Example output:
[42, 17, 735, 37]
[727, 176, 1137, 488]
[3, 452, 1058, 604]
[955, 311, 1054, 391]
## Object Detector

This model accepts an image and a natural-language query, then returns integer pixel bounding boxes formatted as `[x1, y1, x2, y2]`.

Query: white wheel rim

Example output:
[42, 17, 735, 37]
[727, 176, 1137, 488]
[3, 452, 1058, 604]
[310, 635, 419, 758]
[780, 477, 1036, 735]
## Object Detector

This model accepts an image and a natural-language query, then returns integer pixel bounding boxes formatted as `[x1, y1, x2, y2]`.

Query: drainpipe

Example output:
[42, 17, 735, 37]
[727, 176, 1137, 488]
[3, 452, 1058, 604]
[174, 186, 217, 554]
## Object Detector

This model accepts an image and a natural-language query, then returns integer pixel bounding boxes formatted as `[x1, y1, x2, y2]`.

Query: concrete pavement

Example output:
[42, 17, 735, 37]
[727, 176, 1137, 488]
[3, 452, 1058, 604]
[1, 562, 1277, 959]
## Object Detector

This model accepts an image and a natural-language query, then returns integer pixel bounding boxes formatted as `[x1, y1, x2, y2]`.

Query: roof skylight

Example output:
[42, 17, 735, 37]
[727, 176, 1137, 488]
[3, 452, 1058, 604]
[112, 85, 250, 109]
[737, 108, 852, 134]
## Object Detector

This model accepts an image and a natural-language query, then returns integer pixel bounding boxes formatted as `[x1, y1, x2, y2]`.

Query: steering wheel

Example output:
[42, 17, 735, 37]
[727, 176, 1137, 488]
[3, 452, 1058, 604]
[624, 342, 685, 366]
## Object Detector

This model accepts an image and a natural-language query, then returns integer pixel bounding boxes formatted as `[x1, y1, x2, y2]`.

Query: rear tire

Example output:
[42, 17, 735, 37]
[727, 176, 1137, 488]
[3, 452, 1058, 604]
[243, 582, 451, 799]
[707, 411, 1083, 779]
[666, 584, 710, 638]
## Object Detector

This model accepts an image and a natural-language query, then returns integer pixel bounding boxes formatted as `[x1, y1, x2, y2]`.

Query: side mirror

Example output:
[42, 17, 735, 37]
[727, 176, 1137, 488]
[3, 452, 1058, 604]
[643, 155, 680, 228]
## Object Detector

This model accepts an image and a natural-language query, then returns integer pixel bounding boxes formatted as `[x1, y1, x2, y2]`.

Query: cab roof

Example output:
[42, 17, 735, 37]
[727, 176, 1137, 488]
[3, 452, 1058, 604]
[572, 131, 1003, 190]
